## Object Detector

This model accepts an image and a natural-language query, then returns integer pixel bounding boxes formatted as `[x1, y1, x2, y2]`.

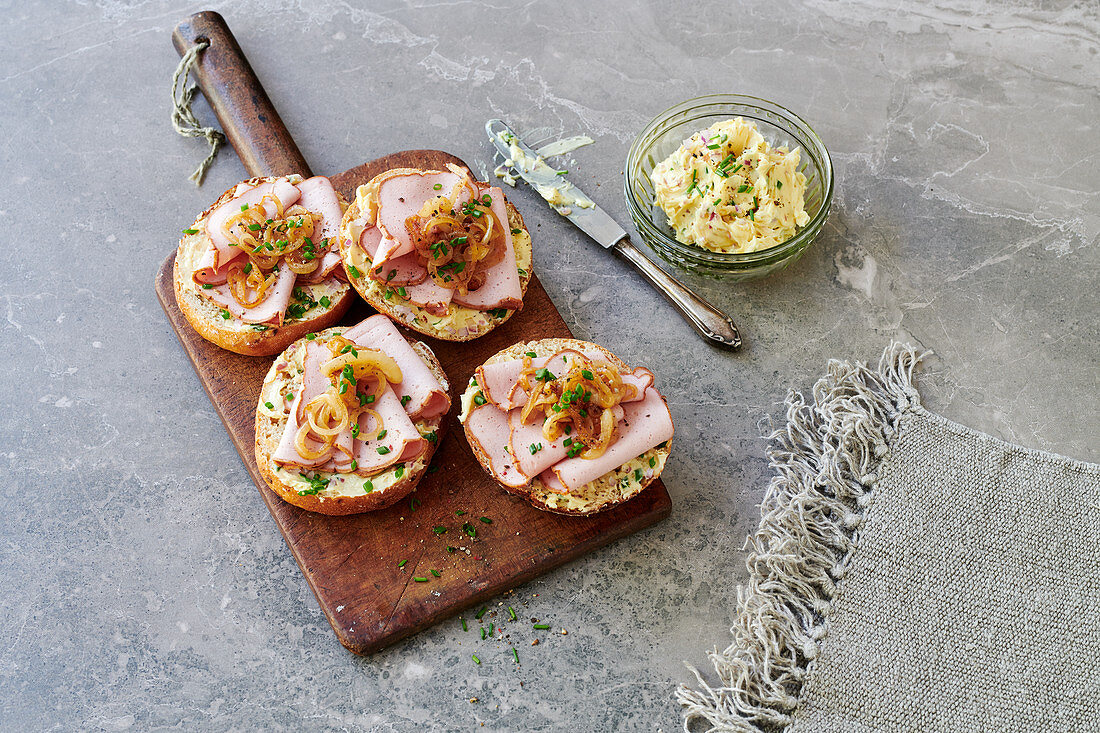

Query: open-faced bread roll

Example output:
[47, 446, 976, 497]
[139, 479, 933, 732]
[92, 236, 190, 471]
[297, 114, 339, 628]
[338, 165, 532, 342]
[460, 338, 673, 516]
[255, 315, 450, 515]
[174, 175, 354, 356]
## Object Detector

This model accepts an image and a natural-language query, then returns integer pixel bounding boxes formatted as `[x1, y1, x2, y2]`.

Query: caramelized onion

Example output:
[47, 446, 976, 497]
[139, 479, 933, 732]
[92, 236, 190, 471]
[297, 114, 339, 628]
[219, 194, 322, 308]
[518, 353, 636, 460]
[404, 167, 506, 296]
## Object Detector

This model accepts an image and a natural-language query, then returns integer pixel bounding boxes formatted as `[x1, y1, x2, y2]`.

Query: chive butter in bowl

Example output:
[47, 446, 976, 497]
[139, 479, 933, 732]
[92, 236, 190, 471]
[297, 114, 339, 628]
[625, 94, 832, 278]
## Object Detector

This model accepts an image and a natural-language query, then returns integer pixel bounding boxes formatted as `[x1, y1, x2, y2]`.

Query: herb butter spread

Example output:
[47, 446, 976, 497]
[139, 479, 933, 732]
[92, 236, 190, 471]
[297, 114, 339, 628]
[652, 118, 809, 254]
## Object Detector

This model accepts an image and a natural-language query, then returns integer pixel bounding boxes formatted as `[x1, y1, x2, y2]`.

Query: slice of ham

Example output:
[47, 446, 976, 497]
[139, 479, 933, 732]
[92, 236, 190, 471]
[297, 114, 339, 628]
[508, 411, 570, 479]
[374, 170, 467, 252]
[369, 246, 428, 286]
[289, 177, 343, 285]
[464, 400, 529, 488]
[272, 342, 337, 468]
[205, 178, 301, 268]
[541, 387, 673, 493]
[341, 314, 450, 420]
[450, 187, 524, 311]
[477, 351, 655, 412]
[298, 249, 344, 284]
[350, 389, 427, 473]
[203, 263, 297, 325]
[191, 245, 233, 285]
[359, 226, 382, 258]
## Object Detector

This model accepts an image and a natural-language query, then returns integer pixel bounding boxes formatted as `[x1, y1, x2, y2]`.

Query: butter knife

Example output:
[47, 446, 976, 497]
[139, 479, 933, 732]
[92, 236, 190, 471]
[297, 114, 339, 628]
[486, 119, 742, 350]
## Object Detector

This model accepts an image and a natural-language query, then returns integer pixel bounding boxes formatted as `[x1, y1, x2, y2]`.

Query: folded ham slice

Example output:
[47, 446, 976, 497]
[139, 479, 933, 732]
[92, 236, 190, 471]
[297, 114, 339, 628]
[464, 400, 529, 488]
[541, 388, 672, 493]
[450, 188, 523, 311]
[272, 341, 340, 468]
[203, 261, 297, 325]
[477, 351, 655, 412]
[349, 389, 425, 474]
[341, 315, 451, 420]
[295, 177, 344, 284]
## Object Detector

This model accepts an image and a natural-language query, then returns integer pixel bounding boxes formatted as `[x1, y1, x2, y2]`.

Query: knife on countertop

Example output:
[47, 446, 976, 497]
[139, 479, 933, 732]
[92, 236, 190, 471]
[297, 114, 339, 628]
[486, 119, 742, 350]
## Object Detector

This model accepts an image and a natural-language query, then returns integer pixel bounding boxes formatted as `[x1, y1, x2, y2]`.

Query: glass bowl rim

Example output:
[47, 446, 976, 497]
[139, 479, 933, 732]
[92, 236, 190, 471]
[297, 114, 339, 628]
[625, 93, 834, 267]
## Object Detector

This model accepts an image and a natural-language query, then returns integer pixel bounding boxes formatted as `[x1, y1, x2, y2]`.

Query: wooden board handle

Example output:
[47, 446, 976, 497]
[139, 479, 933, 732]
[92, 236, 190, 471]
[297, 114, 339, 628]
[172, 11, 312, 178]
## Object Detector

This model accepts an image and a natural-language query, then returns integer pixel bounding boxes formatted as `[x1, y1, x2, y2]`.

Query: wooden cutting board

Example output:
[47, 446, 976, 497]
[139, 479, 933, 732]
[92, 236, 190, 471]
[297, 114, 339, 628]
[157, 11, 670, 655]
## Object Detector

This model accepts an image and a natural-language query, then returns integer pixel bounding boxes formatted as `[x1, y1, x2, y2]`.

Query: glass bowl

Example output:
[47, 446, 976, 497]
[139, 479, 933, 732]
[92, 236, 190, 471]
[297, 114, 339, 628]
[625, 94, 833, 279]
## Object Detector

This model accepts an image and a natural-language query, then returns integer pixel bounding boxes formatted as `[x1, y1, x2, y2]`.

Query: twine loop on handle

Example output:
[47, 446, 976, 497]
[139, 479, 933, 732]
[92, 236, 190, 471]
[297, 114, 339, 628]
[171, 41, 224, 186]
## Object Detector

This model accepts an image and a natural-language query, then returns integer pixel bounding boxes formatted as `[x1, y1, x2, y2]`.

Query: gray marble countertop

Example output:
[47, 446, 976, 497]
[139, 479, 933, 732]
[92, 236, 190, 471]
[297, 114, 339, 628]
[2, 1, 1096, 730]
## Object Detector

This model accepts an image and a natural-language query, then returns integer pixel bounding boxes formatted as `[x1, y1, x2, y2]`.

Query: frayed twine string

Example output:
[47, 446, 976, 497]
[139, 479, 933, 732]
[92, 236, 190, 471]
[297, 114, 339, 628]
[171, 41, 224, 186]
[676, 343, 927, 733]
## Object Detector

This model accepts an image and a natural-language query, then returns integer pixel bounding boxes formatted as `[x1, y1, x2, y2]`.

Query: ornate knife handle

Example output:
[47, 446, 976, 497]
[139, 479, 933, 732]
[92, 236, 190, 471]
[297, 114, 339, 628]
[612, 237, 742, 350]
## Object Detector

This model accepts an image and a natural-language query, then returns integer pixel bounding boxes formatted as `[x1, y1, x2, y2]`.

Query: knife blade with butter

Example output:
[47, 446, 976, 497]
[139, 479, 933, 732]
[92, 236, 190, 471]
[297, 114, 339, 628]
[487, 119, 741, 350]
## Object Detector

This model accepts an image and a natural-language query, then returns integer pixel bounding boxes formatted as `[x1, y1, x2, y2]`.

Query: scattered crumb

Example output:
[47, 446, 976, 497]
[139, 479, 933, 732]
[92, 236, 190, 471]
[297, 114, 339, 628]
[531, 639, 539, 646]
[469, 697, 478, 703]
[561, 629, 567, 635]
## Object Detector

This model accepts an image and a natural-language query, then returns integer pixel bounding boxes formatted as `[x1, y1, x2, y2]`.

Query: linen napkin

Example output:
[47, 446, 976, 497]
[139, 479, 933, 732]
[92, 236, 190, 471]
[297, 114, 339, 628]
[678, 344, 1100, 732]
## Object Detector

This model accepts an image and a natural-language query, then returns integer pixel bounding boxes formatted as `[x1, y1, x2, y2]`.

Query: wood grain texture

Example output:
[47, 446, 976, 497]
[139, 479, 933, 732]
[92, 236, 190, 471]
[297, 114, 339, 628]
[156, 157, 671, 655]
[172, 12, 312, 178]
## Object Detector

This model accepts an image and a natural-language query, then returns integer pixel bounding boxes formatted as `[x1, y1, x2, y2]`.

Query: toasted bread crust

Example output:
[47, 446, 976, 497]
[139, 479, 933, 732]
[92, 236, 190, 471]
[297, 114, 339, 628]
[173, 176, 355, 357]
[337, 168, 532, 342]
[461, 338, 673, 516]
[254, 326, 450, 515]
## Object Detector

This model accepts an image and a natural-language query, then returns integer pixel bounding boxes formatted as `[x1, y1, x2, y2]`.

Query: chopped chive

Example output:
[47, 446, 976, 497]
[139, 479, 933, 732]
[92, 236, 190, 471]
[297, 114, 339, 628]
[240, 204, 249, 211]
[455, 510, 466, 516]
[461, 618, 467, 632]
[364, 480, 374, 493]
[525, 351, 537, 358]
[347, 265, 362, 278]
[512, 648, 519, 664]
[634, 468, 643, 482]
[264, 401, 274, 410]
[776, 180, 783, 189]
[398, 559, 407, 568]
[479, 517, 492, 524]
[433, 183, 443, 190]
[475, 606, 487, 620]
[413, 577, 428, 582]
[473, 392, 487, 406]
[220, 309, 231, 320]
[376, 446, 390, 455]
[319, 295, 331, 308]
[350, 459, 358, 471]
[182, 228, 199, 235]
[533, 623, 550, 630]
[480, 627, 487, 640]
[201, 283, 213, 289]
[472, 654, 480, 665]
[581, 369, 594, 380]
[395, 464, 405, 478]
[649, 457, 656, 468]
[488, 622, 494, 635]
[306, 333, 316, 340]
[377, 429, 387, 440]
[508, 606, 517, 621]
[410, 497, 420, 511]
[401, 395, 412, 407]
[433, 525, 447, 535]
[431, 569, 441, 577]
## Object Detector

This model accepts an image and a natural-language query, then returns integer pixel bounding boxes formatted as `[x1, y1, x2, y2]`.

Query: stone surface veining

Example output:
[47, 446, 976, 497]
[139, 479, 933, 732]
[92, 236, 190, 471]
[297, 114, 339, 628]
[0, 0, 1096, 729]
